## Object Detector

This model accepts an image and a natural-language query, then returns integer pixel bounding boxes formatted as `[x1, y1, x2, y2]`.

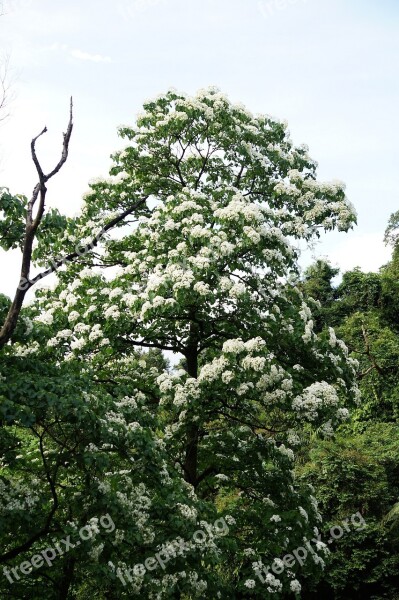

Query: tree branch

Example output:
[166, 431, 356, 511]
[26, 197, 148, 289]
[0, 52, 14, 123]
[0, 99, 73, 349]
[0, 429, 59, 563]
[361, 324, 384, 376]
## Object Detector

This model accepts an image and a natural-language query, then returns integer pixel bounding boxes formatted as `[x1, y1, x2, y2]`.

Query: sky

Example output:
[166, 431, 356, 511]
[0, 0, 398, 299]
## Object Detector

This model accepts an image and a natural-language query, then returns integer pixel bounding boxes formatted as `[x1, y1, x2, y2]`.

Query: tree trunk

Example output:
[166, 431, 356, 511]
[58, 557, 76, 600]
[183, 329, 199, 487]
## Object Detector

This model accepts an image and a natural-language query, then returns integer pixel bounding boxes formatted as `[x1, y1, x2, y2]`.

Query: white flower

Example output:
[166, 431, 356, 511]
[299, 506, 308, 522]
[244, 337, 266, 352]
[320, 420, 334, 437]
[290, 580, 301, 593]
[270, 514, 281, 523]
[159, 376, 174, 392]
[222, 339, 245, 354]
[71, 338, 86, 351]
[229, 282, 246, 298]
[337, 407, 349, 421]
[287, 431, 301, 446]
[241, 356, 266, 371]
[89, 324, 103, 341]
[264, 572, 282, 589]
[109, 287, 123, 299]
[222, 371, 234, 384]
[104, 305, 120, 320]
[292, 381, 339, 421]
[244, 579, 256, 589]
[79, 267, 94, 279]
[88, 543, 104, 561]
[65, 294, 78, 307]
[176, 503, 197, 521]
[219, 276, 232, 291]
[243, 226, 261, 244]
[57, 329, 73, 339]
[152, 295, 166, 308]
[198, 357, 229, 382]
[36, 310, 54, 325]
[122, 292, 136, 307]
[224, 515, 236, 525]
[329, 327, 337, 347]
[74, 323, 90, 334]
[278, 444, 294, 460]
[13, 342, 40, 357]
[193, 281, 211, 296]
[302, 319, 314, 343]
[219, 241, 235, 256]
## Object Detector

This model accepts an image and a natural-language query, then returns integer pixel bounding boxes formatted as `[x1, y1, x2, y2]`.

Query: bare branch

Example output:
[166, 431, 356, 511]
[359, 323, 384, 377]
[0, 429, 59, 563]
[30, 126, 48, 181]
[0, 53, 14, 123]
[45, 97, 73, 182]
[25, 197, 147, 289]
[0, 99, 74, 349]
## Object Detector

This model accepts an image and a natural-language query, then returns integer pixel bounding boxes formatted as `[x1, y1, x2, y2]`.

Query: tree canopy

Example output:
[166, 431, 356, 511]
[2, 88, 397, 599]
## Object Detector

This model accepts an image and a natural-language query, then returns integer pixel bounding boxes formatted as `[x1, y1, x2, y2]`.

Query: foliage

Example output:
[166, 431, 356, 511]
[1, 88, 358, 598]
[298, 248, 399, 598]
[298, 424, 399, 599]
[0, 187, 27, 250]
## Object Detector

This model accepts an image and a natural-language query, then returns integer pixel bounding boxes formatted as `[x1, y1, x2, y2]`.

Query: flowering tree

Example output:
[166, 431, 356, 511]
[2, 88, 359, 597]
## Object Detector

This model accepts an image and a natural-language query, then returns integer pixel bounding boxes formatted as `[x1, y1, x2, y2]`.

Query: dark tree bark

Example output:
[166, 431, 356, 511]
[183, 322, 200, 487]
[58, 558, 76, 600]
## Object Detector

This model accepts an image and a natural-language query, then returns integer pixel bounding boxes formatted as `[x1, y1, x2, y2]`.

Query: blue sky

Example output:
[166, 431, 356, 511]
[1, 0, 398, 296]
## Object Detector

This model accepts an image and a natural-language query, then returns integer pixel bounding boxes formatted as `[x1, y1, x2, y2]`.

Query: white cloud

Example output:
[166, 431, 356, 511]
[70, 49, 112, 63]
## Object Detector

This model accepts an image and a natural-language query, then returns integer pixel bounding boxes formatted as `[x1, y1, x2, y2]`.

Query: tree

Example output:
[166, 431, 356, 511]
[298, 423, 399, 600]
[298, 245, 399, 598]
[2, 88, 358, 597]
[301, 260, 340, 331]
[300, 255, 399, 424]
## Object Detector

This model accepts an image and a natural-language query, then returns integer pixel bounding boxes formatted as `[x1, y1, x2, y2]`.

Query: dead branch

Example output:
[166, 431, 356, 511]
[0, 99, 73, 349]
[0, 53, 14, 123]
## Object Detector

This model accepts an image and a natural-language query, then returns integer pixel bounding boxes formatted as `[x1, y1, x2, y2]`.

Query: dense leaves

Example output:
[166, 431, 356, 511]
[298, 246, 399, 599]
[0, 188, 27, 251]
[0, 88, 377, 599]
